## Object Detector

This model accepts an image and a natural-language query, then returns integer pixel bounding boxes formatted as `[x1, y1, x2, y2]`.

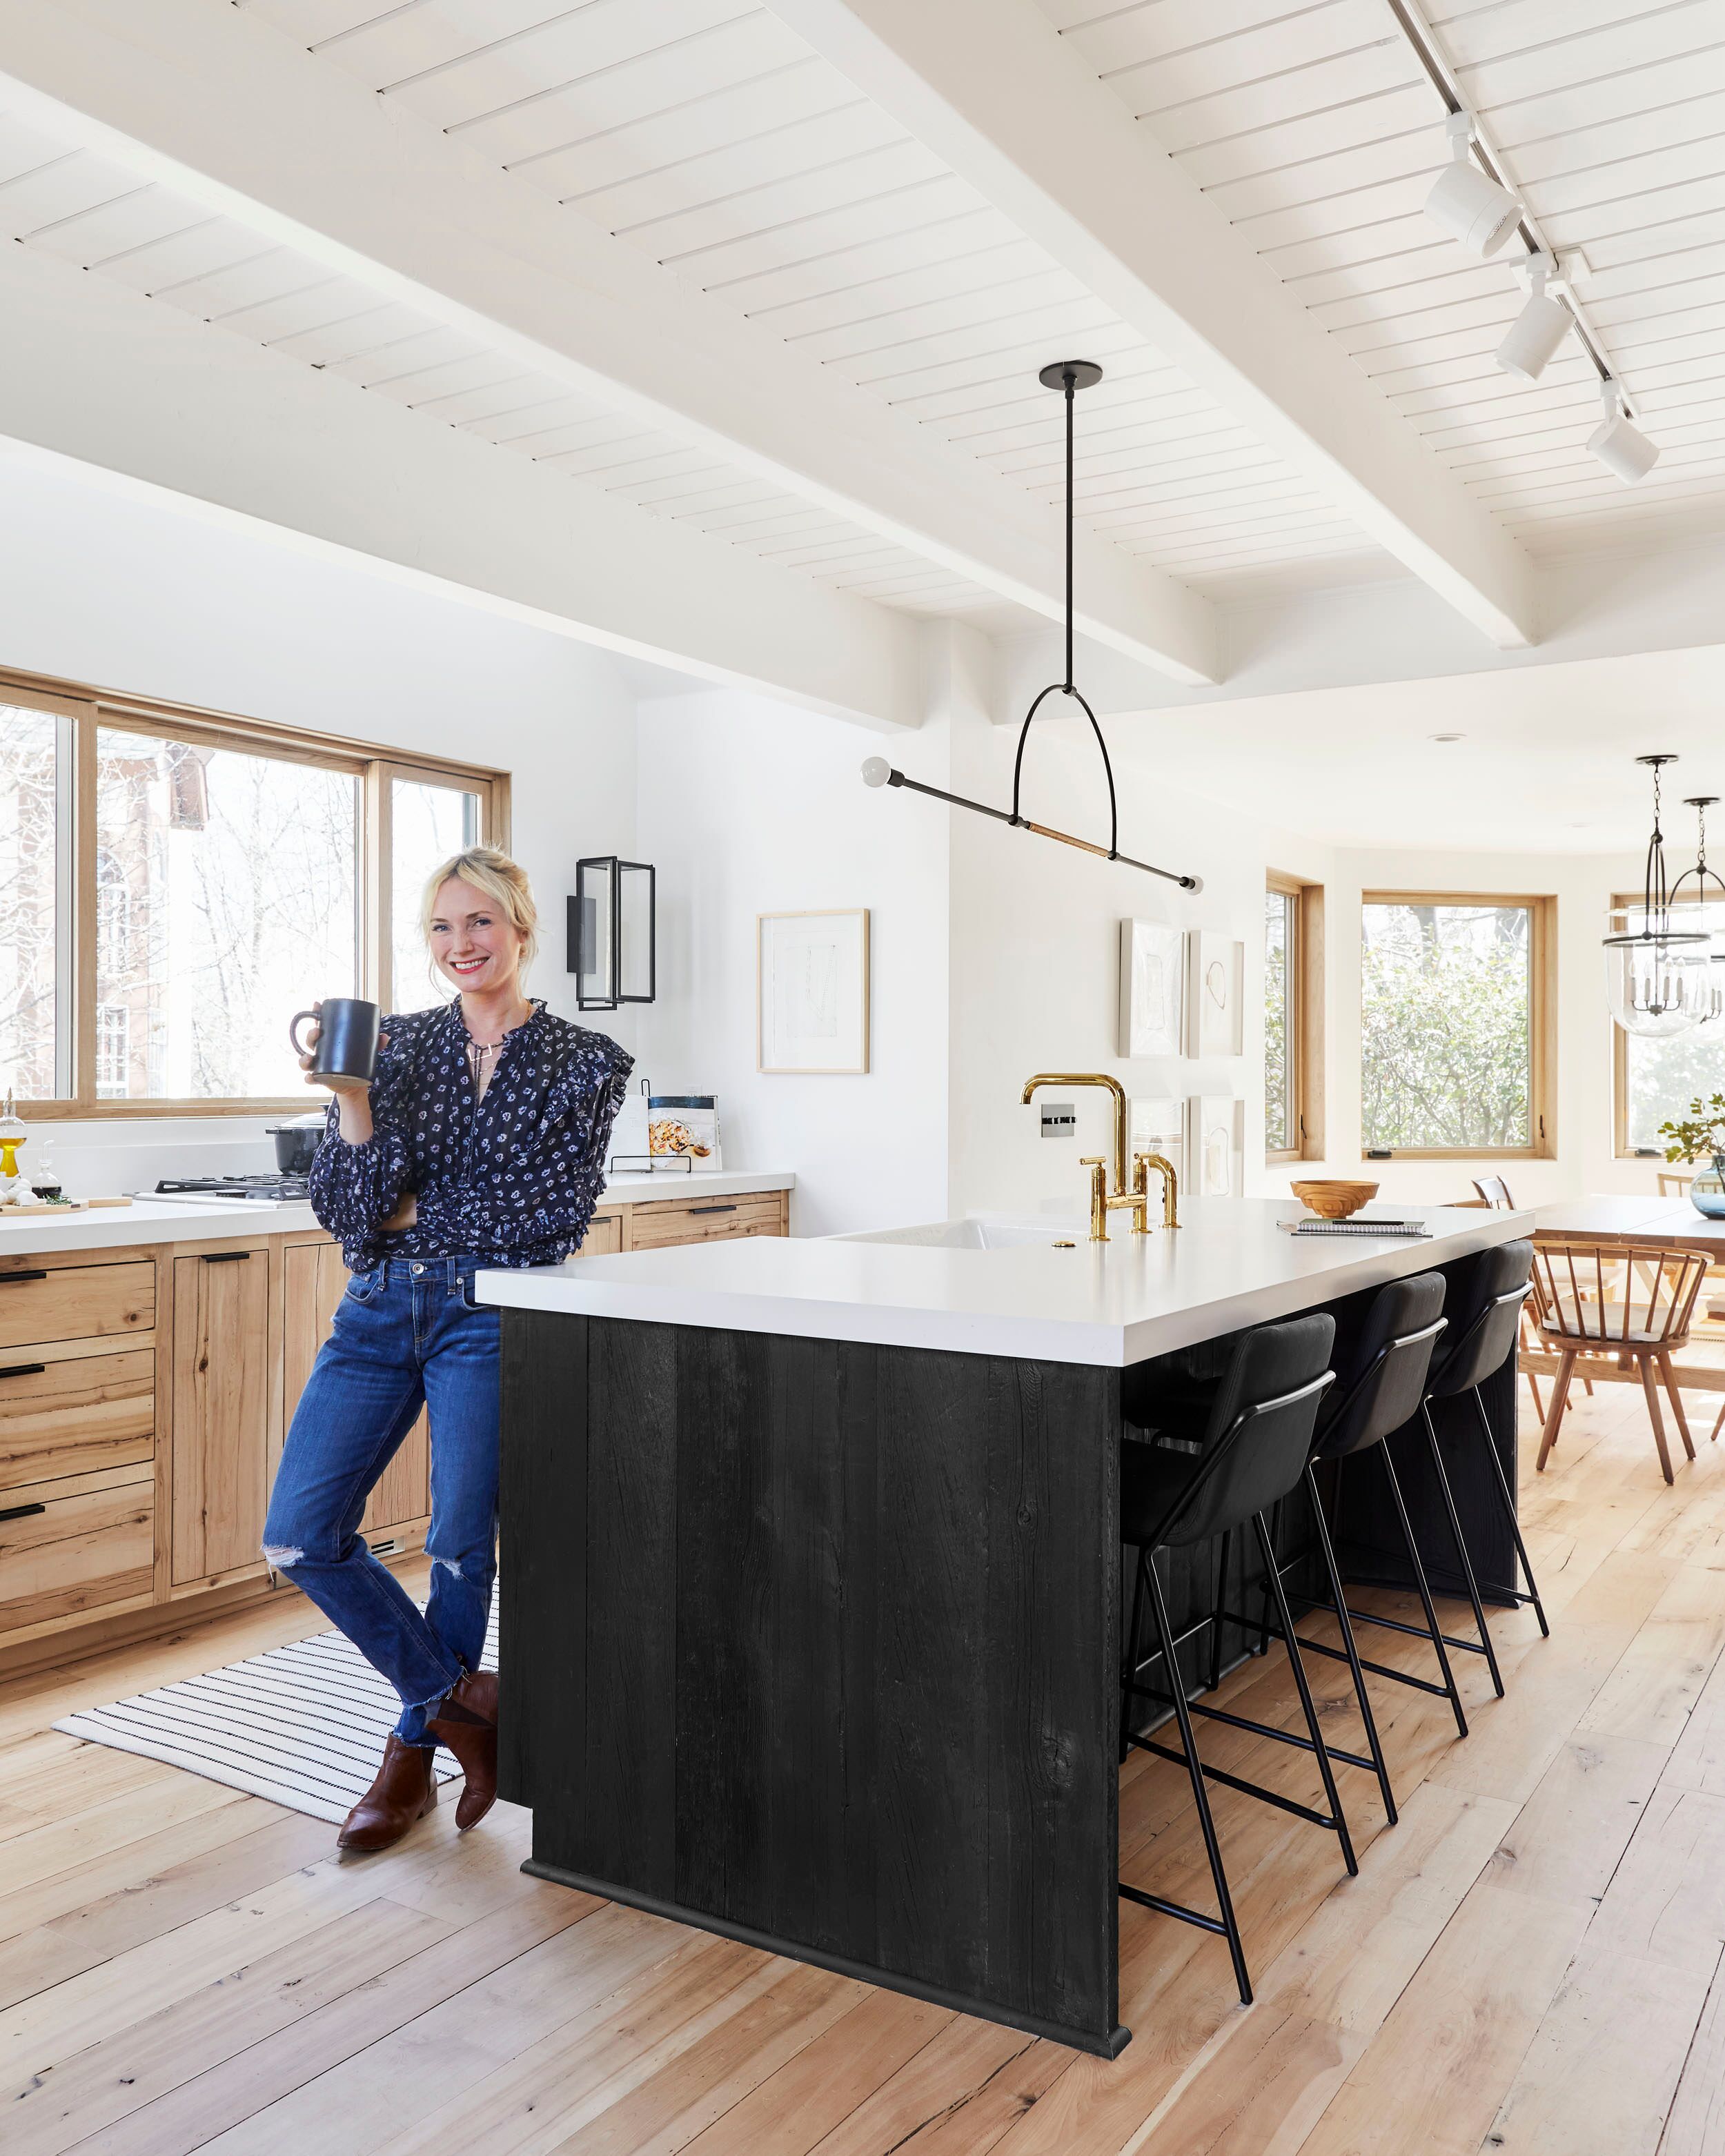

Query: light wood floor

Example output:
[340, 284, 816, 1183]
[4, 1376, 1725, 2156]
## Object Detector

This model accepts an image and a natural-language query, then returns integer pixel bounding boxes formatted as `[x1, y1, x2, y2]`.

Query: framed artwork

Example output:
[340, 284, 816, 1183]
[758, 909, 870, 1074]
[1189, 1095, 1245, 1198]
[1129, 1095, 1185, 1169]
[1118, 919, 1185, 1059]
[1187, 933, 1244, 1058]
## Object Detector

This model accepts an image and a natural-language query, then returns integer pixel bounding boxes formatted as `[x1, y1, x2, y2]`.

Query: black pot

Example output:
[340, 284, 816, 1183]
[267, 1122, 324, 1175]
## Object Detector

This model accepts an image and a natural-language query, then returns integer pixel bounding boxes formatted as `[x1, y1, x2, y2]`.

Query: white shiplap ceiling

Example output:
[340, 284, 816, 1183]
[0, 90, 1007, 620]
[1042, 0, 1725, 560]
[240, 0, 1388, 597]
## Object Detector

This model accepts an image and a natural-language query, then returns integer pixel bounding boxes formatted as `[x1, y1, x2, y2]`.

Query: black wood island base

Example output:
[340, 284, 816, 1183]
[494, 1229, 1522, 2057]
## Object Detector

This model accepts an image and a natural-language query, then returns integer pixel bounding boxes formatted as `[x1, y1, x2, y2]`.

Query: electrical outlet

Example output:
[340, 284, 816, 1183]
[1040, 1100, 1077, 1138]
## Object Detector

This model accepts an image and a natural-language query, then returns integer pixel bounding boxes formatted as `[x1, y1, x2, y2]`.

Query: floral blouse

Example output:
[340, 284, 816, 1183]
[308, 1000, 633, 1272]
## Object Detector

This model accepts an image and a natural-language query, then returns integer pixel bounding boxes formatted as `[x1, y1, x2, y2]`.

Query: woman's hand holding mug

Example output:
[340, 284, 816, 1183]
[290, 1000, 388, 1148]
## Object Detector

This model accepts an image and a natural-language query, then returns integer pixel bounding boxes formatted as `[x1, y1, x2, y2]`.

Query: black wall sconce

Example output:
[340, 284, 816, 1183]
[568, 857, 656, 1011]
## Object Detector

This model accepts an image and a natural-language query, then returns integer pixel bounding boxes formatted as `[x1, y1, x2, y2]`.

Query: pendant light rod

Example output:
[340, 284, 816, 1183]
[1673, 795, 1725, 908]
[859, 357, 1201, 893]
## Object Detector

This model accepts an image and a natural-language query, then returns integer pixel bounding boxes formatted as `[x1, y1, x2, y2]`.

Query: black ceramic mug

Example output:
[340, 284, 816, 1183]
[289, 998, 381, 1086]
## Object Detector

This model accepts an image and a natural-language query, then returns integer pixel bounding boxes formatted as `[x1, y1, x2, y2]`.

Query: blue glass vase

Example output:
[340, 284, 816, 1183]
[1690, 1155, 1725, 1218]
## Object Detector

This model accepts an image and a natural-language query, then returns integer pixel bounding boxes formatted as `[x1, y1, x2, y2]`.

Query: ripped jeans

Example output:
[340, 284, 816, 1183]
[262, 1254, 499, 1747]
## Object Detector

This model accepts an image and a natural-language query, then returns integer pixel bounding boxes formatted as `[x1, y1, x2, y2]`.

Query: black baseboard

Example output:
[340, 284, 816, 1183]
[520, 1857, 1133, 2061]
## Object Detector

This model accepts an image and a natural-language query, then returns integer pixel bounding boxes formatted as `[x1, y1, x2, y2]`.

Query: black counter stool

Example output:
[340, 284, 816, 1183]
[1117, 1312, 1346, 2006]
[1422, 1238, 1548, 1648]
[1235, 1273, 1461, 1830]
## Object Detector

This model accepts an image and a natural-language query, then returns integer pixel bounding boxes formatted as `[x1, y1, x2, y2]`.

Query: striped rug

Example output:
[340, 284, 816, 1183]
[53, 1608, 500, 1825]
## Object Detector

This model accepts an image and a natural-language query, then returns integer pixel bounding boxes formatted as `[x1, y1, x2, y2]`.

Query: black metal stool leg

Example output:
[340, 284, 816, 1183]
[1380, 1441, 1469, 1739]
[1120, 1547, 1150, 1765]
[1472, 1384, 1550, 1638]
[1305, 1459, 1399, 1827]
[1145, 1553, 1252, 2005]
[1252, 1511, 1357, 1877]
[1420, 1403, 1506, 1698]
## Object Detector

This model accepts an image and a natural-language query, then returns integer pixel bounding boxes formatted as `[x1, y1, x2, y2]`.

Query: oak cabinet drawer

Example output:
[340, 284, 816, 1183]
[581, 1211, 624, 1256]
[627, 1194, 787, 1251]
[0, 1262, 155, 1351]
[0, 1476, 154, 1636]
[0, 1349, 155, 1492]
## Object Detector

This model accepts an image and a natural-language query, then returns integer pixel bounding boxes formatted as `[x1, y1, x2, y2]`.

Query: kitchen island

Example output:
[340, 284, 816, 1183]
[482, 1198, 1531, 2058]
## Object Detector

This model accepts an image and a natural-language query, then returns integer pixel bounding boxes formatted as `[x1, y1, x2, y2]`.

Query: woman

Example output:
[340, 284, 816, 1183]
[263, 846, 631, 1855]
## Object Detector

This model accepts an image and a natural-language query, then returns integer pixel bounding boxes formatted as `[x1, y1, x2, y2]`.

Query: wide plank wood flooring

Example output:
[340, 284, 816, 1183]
[3, 1373, 1724, 2156]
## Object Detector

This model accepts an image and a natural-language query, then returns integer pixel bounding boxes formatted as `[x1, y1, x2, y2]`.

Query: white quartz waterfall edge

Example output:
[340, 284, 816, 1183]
[52, 1608, 498, 1825]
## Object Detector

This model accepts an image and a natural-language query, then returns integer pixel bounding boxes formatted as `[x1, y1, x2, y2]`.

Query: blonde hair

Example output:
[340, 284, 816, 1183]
[421, 847, 540, 978]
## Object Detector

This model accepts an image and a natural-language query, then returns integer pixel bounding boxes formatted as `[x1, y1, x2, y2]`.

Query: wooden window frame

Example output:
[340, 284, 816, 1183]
[1359, 889, 1556, 1163]
[1, 664, 509, 1118]
[1265, 871, 1325, 1165]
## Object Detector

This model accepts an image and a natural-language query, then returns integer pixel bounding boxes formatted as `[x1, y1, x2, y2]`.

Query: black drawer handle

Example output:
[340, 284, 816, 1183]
[0, 1270, 46, 1286]
[201, 1250, 253, 1264]
[0, 1364, 46, 1383]
[0, 1502, 46, 1523]
[689, 1205, 738, 1216]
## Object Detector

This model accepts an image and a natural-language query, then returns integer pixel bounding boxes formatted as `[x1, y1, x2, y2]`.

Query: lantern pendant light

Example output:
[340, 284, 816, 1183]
[1603, 755, 1710, 1038]
[1672, 795, 1725, 1026]
[860, 361, 1201, 892]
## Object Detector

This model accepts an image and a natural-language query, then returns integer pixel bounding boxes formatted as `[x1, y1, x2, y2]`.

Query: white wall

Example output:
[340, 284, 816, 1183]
[0, 458, 638, 1195]
[633, 686, 950, 1236]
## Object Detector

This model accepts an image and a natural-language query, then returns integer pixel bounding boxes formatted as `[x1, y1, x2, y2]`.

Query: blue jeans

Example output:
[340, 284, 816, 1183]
[262, 1256, 500, 1747]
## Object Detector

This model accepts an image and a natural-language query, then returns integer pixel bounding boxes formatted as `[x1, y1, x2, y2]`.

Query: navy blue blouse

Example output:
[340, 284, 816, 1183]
[308, 999, 633, 1272]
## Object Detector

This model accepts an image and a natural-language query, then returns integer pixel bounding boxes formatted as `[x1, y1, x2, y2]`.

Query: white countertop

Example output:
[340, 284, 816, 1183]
[475, 1199, 1531, 1367]
[0, 1167, 794, 1260]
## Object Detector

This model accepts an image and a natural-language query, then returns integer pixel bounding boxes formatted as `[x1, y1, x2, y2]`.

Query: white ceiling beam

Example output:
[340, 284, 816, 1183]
[0, 0, 1219, 685]
[0, 244, 920, 729]
[770, 0, 1539, 650]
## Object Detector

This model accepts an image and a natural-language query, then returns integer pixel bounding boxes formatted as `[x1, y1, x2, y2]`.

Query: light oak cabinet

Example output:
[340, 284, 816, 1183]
[282, 1243, 430, 1539]
[170, 1249, 271, 1588]
[0, 1182, 789, 1676]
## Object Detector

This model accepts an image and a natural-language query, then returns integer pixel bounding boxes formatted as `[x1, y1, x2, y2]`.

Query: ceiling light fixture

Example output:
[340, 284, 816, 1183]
[1603, 755, 1709, 1038]
[1496, 254, 1570, 382]
[861, 361, 1200, 891]
[1588, 381, 1659, 484]
[1429, 732, 1466, 742]
[1423, 110, 1521, 257]
[1673, 796, 1725, 1026]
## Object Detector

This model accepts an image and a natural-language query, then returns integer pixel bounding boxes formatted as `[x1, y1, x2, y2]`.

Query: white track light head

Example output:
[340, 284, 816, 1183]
[1424, 111, 1521, 257]
[1497, 255, 1570, 381]
[1588, 381, 1659, 484]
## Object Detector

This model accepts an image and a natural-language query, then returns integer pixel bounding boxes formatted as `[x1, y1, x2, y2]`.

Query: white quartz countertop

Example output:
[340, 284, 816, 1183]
[475, 1199, 1531, 1366]
[0, 1167, 794, 1260]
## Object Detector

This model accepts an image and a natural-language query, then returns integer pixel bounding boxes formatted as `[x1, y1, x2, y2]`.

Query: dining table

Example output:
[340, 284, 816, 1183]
[1524, 1195, 1725, 1400]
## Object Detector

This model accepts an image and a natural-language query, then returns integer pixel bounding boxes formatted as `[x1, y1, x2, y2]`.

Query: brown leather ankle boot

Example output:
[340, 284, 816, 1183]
[426, 1669, 499, 1831]
[337, 1734, 437, 1854]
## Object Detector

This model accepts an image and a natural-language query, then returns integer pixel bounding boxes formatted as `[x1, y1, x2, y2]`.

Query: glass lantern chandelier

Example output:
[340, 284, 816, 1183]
[1671, 794, 1725, 1026]
[1603, 754, 1711, 1037]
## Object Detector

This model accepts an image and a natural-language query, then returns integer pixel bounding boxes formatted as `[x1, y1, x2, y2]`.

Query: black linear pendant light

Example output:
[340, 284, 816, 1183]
[861, 359, 1201, 893]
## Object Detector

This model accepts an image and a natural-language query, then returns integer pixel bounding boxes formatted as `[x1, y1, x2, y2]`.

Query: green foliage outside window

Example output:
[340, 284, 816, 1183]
[1361, 900, 1532, 1151]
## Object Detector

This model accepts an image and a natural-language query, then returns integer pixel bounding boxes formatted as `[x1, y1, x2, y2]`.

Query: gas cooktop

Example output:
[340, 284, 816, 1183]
[151, 1175, 311, 1203]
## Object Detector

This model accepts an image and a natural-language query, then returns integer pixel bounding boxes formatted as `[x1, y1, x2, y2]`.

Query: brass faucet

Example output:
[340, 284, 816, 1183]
[1023, 1074, 1179, 1240]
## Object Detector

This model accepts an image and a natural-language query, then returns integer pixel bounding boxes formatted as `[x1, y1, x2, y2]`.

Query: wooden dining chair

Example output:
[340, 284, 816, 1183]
[1471, 1175, 1593, 1419]
[1659, 1171, 1694, 1198]
[1529, 1241, 1710, 1484]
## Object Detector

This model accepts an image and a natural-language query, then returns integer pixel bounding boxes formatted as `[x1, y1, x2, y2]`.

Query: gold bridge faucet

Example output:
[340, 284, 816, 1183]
[1021, 1074, 1181, 1241]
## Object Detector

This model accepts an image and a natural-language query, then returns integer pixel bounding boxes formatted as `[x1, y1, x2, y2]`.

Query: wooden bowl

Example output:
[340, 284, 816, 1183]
[1292, 1180, 1379, 1220]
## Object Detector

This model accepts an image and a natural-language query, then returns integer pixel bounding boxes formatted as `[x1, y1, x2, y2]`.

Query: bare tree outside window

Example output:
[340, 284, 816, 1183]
[391, 779, 480, 1013]
[0, 706, 59, 1099]
[1361, 900, 1533, 1151]
[95, 727, 359, 1099]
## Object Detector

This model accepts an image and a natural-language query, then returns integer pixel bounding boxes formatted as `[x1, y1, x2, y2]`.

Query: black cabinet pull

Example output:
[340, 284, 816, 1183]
[0, 1270, 46, 1286]
[0, 1364, 46, 1383]
[201, 1250, 253, 1264]
[689, 1205, 738, 1216]
[0, 1502, 46, 1523]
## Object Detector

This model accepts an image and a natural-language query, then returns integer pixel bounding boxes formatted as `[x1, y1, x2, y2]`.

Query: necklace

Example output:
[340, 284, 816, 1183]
[462, 1001, 531, 1100]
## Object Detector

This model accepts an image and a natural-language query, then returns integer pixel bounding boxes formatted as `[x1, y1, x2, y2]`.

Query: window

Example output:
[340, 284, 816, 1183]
[1360, 893, 1553, 1158]
[1265, 873, 1323, 1163]
[2, 670, 505, 1113]
[1613, 891, 1724, 1156]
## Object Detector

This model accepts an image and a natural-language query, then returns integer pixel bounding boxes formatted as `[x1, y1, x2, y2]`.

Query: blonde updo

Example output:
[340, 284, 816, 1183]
[420, 846, 540, 978]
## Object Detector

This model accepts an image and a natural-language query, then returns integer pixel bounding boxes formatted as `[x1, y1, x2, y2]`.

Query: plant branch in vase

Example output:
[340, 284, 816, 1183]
[1659, 1093, 1725, 1218]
